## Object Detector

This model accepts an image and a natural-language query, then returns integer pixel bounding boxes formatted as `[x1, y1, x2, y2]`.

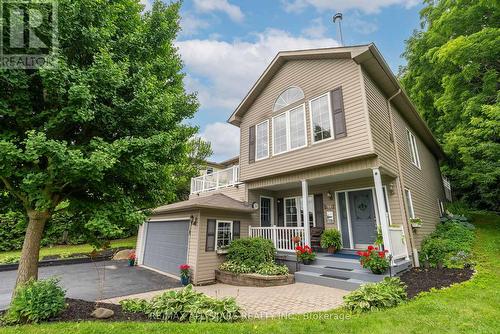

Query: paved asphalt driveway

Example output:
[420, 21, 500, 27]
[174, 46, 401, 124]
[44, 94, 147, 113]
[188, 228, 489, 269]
[0, 260, 180, 310]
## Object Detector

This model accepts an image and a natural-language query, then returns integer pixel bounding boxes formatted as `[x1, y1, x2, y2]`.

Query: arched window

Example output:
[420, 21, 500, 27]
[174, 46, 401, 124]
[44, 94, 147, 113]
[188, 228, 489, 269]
[273, 86, 304, 111]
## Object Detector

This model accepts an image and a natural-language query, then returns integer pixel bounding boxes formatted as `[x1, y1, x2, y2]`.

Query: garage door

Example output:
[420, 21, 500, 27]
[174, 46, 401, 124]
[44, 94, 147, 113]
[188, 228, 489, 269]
[142, 220, 189, 276]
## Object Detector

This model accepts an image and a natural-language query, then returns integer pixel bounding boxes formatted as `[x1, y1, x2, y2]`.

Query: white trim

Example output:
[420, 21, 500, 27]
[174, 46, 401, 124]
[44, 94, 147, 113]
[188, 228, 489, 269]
[308, 92, 335, 144]
[271, 104, 307, 156]
[139, 264, 180, 280]
[273, 86, 305, 112]
[259, 195, 274, 226]
[406, 128, 421, 169]
[255, 120, 269, 161]
[215, 220, 233, 250]
[148, 217, 191, 222]
[438, 199, 445, 216]
[404, 188, 415, 219]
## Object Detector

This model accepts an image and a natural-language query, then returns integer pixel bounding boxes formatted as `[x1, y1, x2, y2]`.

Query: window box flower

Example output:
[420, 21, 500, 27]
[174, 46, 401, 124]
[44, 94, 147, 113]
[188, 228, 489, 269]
[409, 217, 423, 228]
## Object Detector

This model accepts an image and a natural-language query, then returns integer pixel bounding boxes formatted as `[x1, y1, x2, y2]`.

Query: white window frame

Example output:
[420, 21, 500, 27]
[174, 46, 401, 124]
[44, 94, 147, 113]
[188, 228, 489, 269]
[309, 92, 334, 144]
[404, 188, 415, 219]
[284, 195, 315, 227]
[255, 120, 269, 161]
[438, 199, 445, 217]
[272, 104, 307, 156]
[215, 220, 233, 249]
[259, 196, 274, 226]
[406, 129, 421, 169]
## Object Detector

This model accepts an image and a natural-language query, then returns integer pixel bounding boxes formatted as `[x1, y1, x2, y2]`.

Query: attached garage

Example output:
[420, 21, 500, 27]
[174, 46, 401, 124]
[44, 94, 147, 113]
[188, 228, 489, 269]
[142, 220, 190, 276]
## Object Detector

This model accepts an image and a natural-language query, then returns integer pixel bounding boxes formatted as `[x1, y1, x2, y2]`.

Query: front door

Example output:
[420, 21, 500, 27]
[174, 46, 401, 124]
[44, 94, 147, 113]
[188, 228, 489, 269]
[348, 189, 377, 249]
[260, 197, 272, 227]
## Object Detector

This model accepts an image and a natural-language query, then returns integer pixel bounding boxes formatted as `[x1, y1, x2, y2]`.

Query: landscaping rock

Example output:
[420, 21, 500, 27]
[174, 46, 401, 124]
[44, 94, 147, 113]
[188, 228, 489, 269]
[112, 249, 132, 260]
[91, 307, 115, 319]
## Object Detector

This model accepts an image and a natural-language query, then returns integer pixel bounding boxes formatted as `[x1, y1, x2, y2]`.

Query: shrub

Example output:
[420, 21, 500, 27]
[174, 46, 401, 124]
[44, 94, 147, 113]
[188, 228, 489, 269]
[420, 216, 475, 268]
[3, 278, 66, 324]
[356, 246, 390, 274]
[146, 285, 241, 322]
[120, 298, 149, 313]
[343, 277, 407, 313]
[445, 201, 473, 219]
[255, 262, 289, 276]
[218, 260, 253, 274]
[226, 237, 275, 270]
[320, 229, 342, 251]
[0, 255, 20, 264]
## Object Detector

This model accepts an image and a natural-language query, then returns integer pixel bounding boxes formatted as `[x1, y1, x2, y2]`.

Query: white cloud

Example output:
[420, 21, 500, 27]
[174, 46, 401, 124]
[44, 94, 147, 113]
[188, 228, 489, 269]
[282, 0, 420, 14]
[347, 13, 378, 35]
[193, 0, 244, 22]
[180, 13, 210, 36]
[140, 0, 152, 12]
[177, 29, 340, 111]
[200, 122, 240, 161]
[302, 17, 327, 38]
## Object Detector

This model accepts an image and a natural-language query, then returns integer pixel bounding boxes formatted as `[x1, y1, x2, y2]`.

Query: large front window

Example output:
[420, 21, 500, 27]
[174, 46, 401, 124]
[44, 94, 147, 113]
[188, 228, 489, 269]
[216, 221, 233, 248]
[310, 93, 333, 143]
[272, 105, 307, 155]
[284, 196, 315, 227]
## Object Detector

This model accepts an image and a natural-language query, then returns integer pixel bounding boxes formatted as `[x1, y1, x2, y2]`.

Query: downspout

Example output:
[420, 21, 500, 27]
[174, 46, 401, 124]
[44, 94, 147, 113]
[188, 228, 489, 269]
[386, 89, 418, 266]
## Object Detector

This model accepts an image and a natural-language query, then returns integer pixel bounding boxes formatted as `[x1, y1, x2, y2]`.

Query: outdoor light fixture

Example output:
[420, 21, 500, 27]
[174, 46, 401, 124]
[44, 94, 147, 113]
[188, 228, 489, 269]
[327, 191, 333, 199]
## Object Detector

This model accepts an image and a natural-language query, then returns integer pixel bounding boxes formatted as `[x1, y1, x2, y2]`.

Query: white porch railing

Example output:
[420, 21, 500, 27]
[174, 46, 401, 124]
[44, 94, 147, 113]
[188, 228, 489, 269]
[190, 165, 240, 194]
[248, 226, 305, 252]
[388, 226, 408, 260]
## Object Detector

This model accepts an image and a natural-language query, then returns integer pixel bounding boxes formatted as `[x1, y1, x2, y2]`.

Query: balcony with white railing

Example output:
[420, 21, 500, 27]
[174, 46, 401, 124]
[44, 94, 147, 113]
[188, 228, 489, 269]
[190, 165, 240, 194]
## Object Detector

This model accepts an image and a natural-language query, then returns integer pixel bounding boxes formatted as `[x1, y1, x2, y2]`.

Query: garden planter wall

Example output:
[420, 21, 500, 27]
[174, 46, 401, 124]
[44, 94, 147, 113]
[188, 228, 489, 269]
[215, 270, 294, 287]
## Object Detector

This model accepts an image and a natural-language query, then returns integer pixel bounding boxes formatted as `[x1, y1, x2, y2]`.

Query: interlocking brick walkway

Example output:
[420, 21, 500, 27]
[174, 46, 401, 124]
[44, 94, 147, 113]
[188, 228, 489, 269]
[102, 283, 348, 318]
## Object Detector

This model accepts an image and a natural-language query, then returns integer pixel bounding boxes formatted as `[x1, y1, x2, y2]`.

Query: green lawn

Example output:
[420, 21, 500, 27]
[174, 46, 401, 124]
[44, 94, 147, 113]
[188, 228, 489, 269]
[0, 237, 137, 263]
[1, 212, 499, 333]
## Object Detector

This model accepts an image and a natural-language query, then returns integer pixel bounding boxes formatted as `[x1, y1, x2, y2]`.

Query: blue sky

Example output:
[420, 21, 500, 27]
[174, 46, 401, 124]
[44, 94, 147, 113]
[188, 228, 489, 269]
[144, 0, 424, 161]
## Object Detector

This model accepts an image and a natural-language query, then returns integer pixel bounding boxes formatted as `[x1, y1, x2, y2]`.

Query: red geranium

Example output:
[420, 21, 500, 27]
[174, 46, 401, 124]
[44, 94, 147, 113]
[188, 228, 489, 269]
[128, 250, 136, 260]
[357, 245, 390, 274]
[179, 264, 190, 278]
[296, 244, 316, 262]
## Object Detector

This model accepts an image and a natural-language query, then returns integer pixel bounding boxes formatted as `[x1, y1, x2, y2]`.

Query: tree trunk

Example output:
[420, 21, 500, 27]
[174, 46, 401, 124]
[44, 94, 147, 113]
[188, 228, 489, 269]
[14, 210, 50, 292]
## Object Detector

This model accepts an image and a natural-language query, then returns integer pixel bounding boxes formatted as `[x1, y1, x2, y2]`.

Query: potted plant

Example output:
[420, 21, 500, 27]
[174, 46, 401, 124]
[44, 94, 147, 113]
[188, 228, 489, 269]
[320, 229, 342, 253]
[127, 250, 136, 266]
[409, 217, 423, 228]
[356, 246, 390, 274]
[179, 264, 191, 285]
[291, 235, 302, 245]
[295, 245, 316, 265]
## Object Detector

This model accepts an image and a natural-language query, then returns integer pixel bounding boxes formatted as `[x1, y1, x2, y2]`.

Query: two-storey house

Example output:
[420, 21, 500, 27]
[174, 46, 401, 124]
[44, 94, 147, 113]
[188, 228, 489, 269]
[134, 44, 451, 288]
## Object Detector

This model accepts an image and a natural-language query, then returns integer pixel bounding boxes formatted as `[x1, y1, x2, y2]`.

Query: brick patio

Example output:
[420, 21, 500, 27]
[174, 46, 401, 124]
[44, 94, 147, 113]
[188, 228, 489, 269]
[102, 283, 349, 318]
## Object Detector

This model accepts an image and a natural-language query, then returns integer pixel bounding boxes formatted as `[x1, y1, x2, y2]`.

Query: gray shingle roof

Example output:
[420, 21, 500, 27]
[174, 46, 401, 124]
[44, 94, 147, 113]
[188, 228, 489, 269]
[152, 193, 255, 214]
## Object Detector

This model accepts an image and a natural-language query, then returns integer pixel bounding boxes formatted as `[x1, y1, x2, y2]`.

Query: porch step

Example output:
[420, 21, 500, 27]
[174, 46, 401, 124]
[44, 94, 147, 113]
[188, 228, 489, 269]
[303, 265, 385, 283]
[294, 271, 364, 291]
[313, 255, 362, 270]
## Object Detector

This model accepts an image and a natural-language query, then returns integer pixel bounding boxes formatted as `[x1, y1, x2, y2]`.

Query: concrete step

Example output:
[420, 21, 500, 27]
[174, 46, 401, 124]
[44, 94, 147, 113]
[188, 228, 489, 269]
[313, 256, 363, 270]
[303, 265, 385, 282]
[294, 271, 365, 291]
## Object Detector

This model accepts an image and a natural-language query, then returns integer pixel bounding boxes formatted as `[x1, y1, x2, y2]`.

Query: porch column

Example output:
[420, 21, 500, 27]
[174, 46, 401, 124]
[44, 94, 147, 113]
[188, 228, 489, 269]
[301, 179, 311, 246]
[372, 168, 392, 257]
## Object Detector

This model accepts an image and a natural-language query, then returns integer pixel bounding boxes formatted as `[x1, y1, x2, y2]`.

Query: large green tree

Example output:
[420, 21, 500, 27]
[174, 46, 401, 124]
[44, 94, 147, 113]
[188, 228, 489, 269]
[401, 0, 500, 210]
[0, 0, 199, 287]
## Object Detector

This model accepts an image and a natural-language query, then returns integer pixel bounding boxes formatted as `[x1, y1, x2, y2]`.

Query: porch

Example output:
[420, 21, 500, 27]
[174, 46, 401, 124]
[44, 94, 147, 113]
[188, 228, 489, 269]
[246, 167, 411, 264]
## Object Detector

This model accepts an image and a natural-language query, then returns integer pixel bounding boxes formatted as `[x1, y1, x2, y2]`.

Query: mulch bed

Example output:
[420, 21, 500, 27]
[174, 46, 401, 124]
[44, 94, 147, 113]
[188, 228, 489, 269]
[399, 267, 474, 298]
[49, 298, 151, 322]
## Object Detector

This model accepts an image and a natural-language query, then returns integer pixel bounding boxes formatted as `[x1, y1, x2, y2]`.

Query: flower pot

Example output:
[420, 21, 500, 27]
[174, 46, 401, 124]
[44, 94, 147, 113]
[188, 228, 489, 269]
[302, 259, 312, 265]
[180, 276, 190, 286]
[128, 259, 135, 266]
[327, 246, 336, 254]
[371, 268, 387, 275]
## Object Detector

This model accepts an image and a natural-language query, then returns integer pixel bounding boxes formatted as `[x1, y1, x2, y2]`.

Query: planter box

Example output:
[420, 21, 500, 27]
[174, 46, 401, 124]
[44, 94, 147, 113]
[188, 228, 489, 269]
[215, 270, 294, 287]
[411, 223, 422, 228]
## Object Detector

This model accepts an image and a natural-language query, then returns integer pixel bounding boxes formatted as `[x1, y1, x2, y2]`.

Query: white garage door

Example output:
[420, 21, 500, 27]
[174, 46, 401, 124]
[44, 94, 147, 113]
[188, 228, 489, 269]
[142, 220, 189, 276]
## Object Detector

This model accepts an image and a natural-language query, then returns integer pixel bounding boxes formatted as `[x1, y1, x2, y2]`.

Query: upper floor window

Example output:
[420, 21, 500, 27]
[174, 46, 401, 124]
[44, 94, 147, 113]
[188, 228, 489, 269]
[272, 105, 307, 155]
[206, 167, 214, 175]
[406, 129, 421, 168]
[273, 86, 304, 112]
[309, 93, 333, 143]
[404, 188, 415, 219]
[255, 120, 269, 160]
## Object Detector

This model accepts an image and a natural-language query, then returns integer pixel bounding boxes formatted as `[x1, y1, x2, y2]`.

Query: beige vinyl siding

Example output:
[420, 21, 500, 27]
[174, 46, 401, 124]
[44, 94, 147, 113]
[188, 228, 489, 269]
[247, 156, 377, 189]
[363, 71, 398, 174]
[189, 184, 247, 202]
[144, 211, 200, 280]
[392, 105, 445, 247]
[239, 59, 374, 182]
[196, 209, 254, 284]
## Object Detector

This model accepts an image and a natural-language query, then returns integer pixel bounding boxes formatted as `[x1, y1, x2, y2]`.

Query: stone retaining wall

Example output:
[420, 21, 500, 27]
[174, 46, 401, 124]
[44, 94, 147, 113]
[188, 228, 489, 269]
[215, 270, 294, 287]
